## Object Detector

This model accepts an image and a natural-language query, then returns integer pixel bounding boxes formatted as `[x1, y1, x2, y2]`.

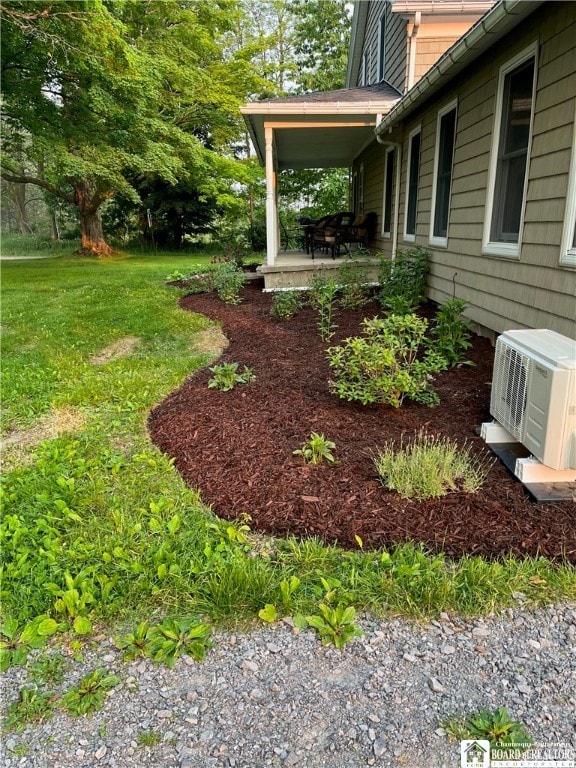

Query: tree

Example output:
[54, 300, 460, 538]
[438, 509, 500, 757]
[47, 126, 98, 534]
[0, 0, 258, 255]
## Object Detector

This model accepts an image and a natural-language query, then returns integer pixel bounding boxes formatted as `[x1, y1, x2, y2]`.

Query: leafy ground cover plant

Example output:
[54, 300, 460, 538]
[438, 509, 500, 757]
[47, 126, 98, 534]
[60, 668, 120, 716]
[441, 706, 533, 746]
[208, 362, 255, 391]
[293, 433, 337, 465]
[0, 615, 60, 671]
[146, 617, 212, 667]
[431, 298, 473, 367]
[374, 431, 493, 500]
[327, 314, 447, 407]
[270, 290, 303, 319]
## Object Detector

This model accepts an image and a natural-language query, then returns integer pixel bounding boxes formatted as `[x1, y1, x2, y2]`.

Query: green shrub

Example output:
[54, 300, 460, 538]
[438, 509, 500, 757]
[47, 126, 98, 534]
[270, 290, 303, 319]
[212, 263, 246, 304]
[431, 298, 473, 367]
[327, 314, 447, 408]
[379, 246, 430, 311]
[373, 431, 493, 500]
[338, 260, 370, 310]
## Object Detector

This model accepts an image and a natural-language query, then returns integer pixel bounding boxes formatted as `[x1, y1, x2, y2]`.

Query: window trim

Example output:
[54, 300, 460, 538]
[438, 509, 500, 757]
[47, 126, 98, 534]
[403, 125, 422, 243]
[382, 146, 395, 238]
[560, 104, 576, 267]
[429, 99, 458, 248]
[482, 43, 538, 259]
[377, 12, 386, 83]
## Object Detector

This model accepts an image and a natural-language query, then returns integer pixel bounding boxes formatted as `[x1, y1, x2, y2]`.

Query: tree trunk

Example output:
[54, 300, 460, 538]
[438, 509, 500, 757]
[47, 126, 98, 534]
[74, 181, 113, 256]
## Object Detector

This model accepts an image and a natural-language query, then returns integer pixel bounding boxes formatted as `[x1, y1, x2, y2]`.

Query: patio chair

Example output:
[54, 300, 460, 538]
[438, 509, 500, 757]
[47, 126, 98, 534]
[334, 212, 377, 256]
[310, 211, 355, 259]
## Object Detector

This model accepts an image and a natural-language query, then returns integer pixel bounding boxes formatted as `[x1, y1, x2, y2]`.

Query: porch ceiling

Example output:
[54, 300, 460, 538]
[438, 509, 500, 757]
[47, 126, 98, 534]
[241, 84, 401, 171]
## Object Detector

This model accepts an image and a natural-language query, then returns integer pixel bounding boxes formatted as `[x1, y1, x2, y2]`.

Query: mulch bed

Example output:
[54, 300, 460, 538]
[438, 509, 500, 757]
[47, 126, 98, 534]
[148, 282, 576, 563]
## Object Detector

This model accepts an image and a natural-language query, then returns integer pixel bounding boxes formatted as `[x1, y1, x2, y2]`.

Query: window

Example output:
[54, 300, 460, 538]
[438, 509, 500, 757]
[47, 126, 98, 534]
[378, 13, 386, 82]
[484, 45, 537, 257]
[360, 50, 369, 86]
[382, 147, 395, 237]
[561, 106, 576, 267]
[430, 100, 457, 246]
[404, 127, 421, 241]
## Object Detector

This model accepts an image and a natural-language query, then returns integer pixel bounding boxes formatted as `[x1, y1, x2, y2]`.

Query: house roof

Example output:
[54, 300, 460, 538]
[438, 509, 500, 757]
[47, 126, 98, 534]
[375, 0, 544, 135]
[240, 83, 401, 170]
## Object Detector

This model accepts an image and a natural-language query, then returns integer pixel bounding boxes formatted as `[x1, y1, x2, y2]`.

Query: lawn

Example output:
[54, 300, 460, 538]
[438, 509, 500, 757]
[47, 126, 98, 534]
[1, 242, 575, 654]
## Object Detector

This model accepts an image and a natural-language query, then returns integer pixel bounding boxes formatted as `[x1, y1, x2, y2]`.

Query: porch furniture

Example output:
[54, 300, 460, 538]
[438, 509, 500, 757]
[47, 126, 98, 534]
[311, 211, 355, 259]
[334, 212, 377, 255]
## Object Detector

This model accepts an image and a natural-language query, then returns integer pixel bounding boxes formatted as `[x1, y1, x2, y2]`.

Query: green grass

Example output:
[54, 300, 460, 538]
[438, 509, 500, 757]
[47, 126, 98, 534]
[1, 238, 575, 655]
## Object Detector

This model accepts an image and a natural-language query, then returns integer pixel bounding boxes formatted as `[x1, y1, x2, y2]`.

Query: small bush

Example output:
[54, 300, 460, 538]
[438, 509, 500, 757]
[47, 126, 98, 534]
[431, 298, 473, 367]
[270, 290, 303, 319]
[379, 246, 430, 311]
[338, 260, 370, 310]
[327, 314, 447, 408]
[212, 263, 246, 304]
[373, 431, 493, 500]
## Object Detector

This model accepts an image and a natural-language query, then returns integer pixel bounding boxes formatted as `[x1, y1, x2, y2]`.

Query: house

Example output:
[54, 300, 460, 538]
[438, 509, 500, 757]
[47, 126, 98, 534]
[241, 0, 576, 341]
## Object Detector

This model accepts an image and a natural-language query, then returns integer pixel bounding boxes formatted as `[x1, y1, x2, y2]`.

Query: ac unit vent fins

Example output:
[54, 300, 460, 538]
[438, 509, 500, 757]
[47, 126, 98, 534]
[491, 343, 531, 439]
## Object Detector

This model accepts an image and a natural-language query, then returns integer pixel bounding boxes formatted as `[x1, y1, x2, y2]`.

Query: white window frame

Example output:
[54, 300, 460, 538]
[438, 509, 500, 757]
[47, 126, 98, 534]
[482, 43, 538, 258]
[560, 105, 576, 267]
[429, 99, 458, 248]
[403, 125, 422, 243]
[377, 12, 386, 82]
[382, 146, 395, 238]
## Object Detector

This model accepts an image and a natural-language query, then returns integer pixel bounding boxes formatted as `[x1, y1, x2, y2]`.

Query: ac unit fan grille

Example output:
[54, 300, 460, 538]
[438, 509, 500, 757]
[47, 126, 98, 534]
[491, 343, 530, 439]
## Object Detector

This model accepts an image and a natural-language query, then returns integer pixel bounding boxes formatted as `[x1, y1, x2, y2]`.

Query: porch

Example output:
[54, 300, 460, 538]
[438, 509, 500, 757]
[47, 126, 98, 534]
[256, 249, 382, 291]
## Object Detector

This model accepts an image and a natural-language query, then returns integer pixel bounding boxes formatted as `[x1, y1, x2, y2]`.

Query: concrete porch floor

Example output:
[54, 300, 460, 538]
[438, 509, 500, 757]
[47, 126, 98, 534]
[257, 249, 381, 291]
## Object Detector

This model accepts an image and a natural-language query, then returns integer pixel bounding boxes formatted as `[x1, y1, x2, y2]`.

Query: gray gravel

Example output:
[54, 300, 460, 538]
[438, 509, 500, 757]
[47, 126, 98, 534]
[2, 603, 575, 767]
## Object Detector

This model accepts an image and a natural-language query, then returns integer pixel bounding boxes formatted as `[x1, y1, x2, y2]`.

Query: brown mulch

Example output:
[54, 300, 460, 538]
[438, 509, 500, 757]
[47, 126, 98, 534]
[148, 283, 576, 563]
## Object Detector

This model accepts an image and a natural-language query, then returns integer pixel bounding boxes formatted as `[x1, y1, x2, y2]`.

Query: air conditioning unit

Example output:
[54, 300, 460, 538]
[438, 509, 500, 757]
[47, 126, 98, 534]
[486, 329, 576, 472]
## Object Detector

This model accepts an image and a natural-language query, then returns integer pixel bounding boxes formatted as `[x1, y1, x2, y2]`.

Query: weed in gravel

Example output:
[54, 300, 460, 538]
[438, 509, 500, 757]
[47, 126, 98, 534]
[442, 706, 533, 746]
[303, 603, 363, 649]
[138, 730, 162, 747]
[28, 652, 68, 685]
[4, 687, 56, 732]
[60, 668, 120, 716]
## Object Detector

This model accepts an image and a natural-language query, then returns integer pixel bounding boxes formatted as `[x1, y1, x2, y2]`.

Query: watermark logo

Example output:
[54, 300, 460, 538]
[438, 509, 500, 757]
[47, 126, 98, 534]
[461, 740, 491, 767]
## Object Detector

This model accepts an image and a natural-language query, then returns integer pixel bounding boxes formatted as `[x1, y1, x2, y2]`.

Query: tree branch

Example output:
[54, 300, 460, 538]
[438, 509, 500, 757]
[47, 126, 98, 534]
[0, 170, 75, 205]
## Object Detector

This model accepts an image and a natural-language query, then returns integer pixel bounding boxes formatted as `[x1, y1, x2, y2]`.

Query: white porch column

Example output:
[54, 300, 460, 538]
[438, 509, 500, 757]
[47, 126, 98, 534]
[264, 125, 278, 266]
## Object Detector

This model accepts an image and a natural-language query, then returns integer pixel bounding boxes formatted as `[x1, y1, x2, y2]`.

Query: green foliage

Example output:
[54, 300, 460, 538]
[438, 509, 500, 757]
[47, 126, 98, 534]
[0, 615, 59, 671]
[338, 260, 371, 310]
[114, 621, 152, 662]
[373, 431, 493, 501]
[28, 652, 67, 685]
[212, 263, 247, 305]
[293, 433, 337, 465]
[431, 298, 474, 367]
[270, 290, 303, 319]
[60, 668, 120, 717]
[4, 686, 56, 732]
[442, 707, 533, 746]
[308, 275, 339, 341]
[327, 315, 448, 408]
[304, 604, 363, 649]
[146, 617, 212, 668]
[379, 247, 430, 311]
[138, 730, 162, 748]
[258, 603, 278, 623]
[208, 362, 255, 392]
